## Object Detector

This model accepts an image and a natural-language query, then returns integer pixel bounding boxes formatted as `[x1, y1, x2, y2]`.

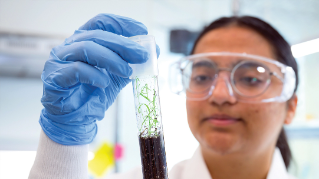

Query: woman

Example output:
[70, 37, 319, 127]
[29, 14, 298, 179]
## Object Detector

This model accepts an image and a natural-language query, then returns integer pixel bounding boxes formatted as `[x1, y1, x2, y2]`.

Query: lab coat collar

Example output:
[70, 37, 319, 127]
[181, 147, 290, 179]
[267, 148, 290, 179]
[181, 147, 212, 179]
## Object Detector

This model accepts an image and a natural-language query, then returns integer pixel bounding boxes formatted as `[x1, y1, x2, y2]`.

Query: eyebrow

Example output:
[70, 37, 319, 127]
[192, 61, 215, 69]
[192, 59, 244, 69]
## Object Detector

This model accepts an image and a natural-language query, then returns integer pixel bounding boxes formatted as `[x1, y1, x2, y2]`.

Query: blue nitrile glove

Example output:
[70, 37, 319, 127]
[39, 14, 160, 145]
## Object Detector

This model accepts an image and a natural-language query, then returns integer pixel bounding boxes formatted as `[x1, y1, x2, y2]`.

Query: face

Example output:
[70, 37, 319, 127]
[188, 25, 297, 155]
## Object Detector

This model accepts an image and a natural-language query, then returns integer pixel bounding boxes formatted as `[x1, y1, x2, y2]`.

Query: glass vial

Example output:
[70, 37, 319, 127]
[129, 35, 168, 179]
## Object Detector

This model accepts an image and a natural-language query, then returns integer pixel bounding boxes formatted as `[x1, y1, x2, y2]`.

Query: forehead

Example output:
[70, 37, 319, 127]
[190, 55, 276, 70]
[193, 26, 275, 60]
[191, 55, 245, 68]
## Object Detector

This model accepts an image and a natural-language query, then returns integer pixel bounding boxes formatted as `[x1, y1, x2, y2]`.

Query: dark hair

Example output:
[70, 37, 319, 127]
[191, 16, 299, 169]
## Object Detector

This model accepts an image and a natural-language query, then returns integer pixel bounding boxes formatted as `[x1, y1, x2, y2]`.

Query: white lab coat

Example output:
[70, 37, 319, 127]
[107, 147, 297, 179]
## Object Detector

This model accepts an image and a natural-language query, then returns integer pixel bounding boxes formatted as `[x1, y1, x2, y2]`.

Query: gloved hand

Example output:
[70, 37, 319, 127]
[39, 14, 160, 145]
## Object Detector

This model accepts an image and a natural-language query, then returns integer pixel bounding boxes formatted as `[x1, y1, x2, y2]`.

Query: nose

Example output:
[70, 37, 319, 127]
[208, 75, 237, 105]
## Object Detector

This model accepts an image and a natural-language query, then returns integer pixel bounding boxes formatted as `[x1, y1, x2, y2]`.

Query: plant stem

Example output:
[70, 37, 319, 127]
[135, 77, 158, 136]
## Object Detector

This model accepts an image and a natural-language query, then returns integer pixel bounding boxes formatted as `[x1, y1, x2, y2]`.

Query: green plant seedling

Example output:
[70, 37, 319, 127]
[135, 77, 159, 136]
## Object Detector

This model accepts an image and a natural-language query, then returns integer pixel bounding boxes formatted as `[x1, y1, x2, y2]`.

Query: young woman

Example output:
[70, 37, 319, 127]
[29, 14, 298, 179]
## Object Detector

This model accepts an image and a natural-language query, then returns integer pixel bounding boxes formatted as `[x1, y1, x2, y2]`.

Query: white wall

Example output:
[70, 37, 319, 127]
[0, 77, 42, 150]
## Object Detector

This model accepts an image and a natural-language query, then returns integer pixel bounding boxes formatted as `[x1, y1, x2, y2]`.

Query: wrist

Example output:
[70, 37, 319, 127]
[39, 108, 97, 145]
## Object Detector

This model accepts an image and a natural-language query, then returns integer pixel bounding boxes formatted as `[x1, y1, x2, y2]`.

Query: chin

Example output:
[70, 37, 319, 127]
[202, 131, 243, 155]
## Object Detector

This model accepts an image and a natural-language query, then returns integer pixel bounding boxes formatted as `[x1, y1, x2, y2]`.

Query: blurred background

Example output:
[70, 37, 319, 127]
[0, 0, 318, 178]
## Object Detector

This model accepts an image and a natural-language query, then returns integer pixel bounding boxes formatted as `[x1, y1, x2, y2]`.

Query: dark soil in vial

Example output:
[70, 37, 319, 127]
[139, 133, 168, 179]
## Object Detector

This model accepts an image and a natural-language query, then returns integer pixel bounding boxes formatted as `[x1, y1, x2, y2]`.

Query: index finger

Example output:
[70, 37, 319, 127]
[79, 13, 148, 37]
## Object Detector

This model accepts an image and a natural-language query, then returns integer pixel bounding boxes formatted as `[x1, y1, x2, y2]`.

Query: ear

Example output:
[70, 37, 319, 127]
[284, 94, 298, 125]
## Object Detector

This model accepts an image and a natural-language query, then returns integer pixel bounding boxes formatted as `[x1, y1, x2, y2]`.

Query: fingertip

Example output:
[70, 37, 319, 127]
[140, 48, 150, 63]
[79, 13, 149, 37]
[133, 23, 148, 36]
[95, 68, 111, 88]
[132, 45, 150, 64]
[118, 16, 148, 36]
[101, 75, 111, 88]
[106, 60, 133, 78]
[125, 65, 133, 78]
[156, 44, 160, 59]
[95, 82, 108, 89]
[85, 67, 111, 89]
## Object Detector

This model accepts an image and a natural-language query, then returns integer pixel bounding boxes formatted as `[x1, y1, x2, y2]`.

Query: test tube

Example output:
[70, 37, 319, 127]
[129, 35, 168, 179]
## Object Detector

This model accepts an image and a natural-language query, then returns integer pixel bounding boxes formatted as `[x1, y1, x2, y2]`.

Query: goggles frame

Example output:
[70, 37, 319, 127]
[169, 52, 296, 103]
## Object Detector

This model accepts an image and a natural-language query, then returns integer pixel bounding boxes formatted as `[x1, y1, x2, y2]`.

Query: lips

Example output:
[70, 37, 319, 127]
[204, 114, 241, 126]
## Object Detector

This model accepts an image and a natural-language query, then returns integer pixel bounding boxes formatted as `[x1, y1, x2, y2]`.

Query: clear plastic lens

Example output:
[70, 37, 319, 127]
[169, 62, 184, 94]
[184, 59, 217, 93]
[232, 61, 271, 97]
[169, 52, 296, 103]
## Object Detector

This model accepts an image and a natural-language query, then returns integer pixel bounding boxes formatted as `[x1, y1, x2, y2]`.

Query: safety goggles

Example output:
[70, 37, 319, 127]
[169, 52, 296, 103]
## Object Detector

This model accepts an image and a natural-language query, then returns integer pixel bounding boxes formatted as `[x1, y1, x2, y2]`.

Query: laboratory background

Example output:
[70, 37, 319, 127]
[0, 0, 318, 178]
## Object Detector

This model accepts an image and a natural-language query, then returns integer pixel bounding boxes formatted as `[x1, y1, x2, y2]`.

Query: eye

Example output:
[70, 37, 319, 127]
[193, 75, 212, 83]
[196, 75, 208, 81]
[239, 76, 263, 86]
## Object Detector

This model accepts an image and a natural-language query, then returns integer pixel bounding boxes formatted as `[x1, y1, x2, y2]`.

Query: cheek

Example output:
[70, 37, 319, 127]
[245, 103, 287, 148]
[248, 103, 286, 127]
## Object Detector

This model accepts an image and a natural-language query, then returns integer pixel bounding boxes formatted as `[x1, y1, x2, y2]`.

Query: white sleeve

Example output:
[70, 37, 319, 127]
[28, 130, 89, 179]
